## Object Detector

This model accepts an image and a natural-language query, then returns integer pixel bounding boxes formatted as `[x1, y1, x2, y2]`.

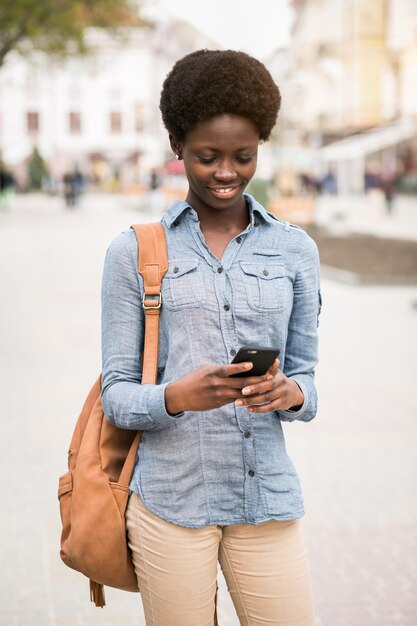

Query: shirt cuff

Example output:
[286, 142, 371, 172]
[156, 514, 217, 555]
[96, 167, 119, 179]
[144, 383, 185, 429]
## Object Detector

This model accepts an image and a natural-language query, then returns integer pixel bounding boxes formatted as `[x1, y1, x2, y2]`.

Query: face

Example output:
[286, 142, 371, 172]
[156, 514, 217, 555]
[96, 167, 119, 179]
[170, 114, 259, 215]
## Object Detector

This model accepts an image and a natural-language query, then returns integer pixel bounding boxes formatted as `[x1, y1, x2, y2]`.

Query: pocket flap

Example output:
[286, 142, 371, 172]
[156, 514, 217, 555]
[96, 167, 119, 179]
[240, 262, 285, 280]
[166, 259, 199, 278]
[253, 249, 282, 257]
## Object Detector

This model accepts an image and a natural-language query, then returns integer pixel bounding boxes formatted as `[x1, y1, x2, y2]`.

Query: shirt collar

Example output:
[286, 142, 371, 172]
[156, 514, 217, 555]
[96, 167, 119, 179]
[245, 193, 278, 226]
[162, 200, 196, 228]
[162, 194, 278, 229]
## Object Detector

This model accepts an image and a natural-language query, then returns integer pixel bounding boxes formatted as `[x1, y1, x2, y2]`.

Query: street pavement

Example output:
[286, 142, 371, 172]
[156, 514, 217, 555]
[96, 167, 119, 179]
[0, 192, 416, 626]
[314, 192, 417, 241]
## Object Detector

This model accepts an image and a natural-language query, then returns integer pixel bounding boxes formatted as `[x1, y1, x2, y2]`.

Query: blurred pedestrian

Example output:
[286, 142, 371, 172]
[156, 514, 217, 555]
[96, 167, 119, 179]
[381, 168, 396, 214]
[364, 165, 382, 192]
[300, 171, 321, 194]
[0, 163, 15, 208]
[63, 167, 84, 207]
[321, 169, 337, 195]
[365, 162, 384, 218]
[43, 173, 60, 196]
[146, 166, 164, 217]
[101, 50, 320, 626]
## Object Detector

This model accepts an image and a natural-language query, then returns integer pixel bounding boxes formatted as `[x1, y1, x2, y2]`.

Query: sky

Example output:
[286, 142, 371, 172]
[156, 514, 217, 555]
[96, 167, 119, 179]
[142, 0, 294, 59]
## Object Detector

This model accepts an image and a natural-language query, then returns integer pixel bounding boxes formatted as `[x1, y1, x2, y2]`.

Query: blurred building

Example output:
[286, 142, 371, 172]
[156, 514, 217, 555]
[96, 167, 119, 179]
[287, 0, 417, 137]
[275, 0, 417, 194]
[387, 0, 417, 120]
[0, 20, 217, 189]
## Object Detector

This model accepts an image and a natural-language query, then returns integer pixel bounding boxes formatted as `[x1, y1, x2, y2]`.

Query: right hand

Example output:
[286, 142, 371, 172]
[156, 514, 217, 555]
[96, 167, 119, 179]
[164, 362, 270, 414]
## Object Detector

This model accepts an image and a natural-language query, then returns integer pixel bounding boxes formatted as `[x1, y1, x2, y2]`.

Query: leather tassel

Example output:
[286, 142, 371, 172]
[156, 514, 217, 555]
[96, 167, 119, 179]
[89, 580, 105, 607]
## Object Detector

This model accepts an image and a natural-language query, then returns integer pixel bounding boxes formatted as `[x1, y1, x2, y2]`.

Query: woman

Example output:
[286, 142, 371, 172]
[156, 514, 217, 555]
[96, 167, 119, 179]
[101, 50, 321, 626]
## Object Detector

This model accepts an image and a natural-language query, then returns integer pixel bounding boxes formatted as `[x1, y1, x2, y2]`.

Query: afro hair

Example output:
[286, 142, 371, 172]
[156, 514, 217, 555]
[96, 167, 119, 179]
[160, 49, 281, 142]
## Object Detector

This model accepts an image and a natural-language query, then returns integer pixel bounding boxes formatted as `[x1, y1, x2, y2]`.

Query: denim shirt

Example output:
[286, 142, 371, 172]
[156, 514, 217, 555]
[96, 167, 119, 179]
[101, 194, 321, 528]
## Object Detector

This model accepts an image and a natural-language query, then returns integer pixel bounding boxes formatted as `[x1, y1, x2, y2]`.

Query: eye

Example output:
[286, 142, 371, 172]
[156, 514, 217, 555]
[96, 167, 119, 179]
[236, 156, 253, 164]
[198, 156, 215, 164]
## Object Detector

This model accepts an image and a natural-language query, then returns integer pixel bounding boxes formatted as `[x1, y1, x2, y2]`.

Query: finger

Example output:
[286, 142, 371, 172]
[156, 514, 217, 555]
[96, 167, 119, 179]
[228, 373, 272, 390]
[239, 379, 274, 397]
[236, 390, 275, 407]
[240, 370, 285, 396]
[267, 359, 280, 376]
[222, 362, 268, 388]
[214, 372, 270, 393]
[248, 394, 289, 412]
[227, 377, 262, 390]
[220, 362, 253, 378]
[247, 402, 279, 413]
[206, 382, 254, 405]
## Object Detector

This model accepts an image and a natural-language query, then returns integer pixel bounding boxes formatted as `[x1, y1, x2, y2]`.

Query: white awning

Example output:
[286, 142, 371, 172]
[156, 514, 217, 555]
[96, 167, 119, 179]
[319, 119, 417, 161]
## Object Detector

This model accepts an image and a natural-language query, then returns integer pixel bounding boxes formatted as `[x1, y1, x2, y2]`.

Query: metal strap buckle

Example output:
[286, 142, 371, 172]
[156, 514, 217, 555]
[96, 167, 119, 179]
[142, 292, 162, 310]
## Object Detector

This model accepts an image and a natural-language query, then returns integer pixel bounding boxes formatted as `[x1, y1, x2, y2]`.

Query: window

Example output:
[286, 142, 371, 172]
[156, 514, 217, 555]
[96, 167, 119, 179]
[110, 111, 122, 134]
[69, 112, 81, 134]
[27, 112, 39, 134]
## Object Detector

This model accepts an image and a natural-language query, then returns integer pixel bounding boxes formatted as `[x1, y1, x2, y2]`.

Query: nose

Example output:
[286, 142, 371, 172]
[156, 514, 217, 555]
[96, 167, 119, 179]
[214, 159, 237, 182]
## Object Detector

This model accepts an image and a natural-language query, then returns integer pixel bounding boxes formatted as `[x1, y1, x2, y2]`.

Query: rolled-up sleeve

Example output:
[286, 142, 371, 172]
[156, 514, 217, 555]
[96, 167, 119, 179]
[279, 233, 321, 422]
[101, 230, 183, 431]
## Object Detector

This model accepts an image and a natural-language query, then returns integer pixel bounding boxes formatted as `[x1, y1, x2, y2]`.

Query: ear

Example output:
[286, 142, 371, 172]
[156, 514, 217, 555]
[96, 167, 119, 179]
[169, 134, 182, 158]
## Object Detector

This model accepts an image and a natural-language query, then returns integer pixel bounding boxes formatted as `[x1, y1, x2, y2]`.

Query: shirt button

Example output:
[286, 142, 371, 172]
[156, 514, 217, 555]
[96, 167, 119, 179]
[230, 349, 236, 357]
[224, 304, 230, 311]
[254, 221, 259, 227]
[263, 269, 269, 276]
[173, 219, 180, 226]
[217, 267, 223, 273]
[173, 267, 179, 274]
[236, 236, 242, 244]
[248, 469, 255, 477]
[244, 431, 251, 438]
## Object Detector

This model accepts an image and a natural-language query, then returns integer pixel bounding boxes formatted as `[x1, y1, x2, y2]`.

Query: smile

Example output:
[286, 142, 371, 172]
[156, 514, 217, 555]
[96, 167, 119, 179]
[208, 185, 241, 198]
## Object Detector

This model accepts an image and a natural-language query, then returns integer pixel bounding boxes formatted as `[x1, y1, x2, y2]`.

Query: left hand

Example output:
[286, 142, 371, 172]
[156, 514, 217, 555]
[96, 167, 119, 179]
[234, 359, 304, 413]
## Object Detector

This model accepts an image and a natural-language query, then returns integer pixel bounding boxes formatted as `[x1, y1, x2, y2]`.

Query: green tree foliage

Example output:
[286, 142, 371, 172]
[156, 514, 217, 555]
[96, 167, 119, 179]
[27, 147, 48, 189]
[0, 0, 148, 68]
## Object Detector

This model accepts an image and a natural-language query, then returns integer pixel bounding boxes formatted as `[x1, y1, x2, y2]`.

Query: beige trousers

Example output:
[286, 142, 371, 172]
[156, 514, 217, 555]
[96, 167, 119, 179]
[126, 492, 315, 626]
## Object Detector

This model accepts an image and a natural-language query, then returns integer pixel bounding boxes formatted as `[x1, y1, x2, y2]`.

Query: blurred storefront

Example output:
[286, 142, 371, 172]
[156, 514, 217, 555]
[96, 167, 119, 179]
[319, 118, 417, 194]
[0, 20, 217, 191]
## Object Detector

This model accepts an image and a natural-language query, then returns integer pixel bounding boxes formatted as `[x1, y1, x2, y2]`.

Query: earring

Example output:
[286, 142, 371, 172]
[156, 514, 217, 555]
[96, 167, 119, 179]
[175, 153, 179, 160]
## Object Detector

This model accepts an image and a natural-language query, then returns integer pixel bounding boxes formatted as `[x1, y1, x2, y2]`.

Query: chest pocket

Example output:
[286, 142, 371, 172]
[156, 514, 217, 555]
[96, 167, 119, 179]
[162, 259, 206, 310]
[240, 262, 287, 311]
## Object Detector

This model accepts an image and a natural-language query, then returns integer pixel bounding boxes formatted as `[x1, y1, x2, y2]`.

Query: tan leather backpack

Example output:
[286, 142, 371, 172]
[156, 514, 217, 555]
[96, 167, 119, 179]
[58, 223, 168, 607]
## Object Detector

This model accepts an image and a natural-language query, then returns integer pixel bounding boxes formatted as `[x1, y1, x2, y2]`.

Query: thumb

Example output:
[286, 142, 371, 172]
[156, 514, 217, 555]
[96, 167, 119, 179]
[266, 359, 280, 378]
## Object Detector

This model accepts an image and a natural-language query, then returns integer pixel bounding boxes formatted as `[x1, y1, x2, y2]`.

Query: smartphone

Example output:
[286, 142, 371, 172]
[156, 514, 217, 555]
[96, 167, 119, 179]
[229, 346, 280, 378]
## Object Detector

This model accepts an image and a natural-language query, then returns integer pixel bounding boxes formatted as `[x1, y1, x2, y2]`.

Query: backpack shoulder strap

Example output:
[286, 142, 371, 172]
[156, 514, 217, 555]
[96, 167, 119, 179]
[118, 222, 168, 489]
[131, 222, 168, 385]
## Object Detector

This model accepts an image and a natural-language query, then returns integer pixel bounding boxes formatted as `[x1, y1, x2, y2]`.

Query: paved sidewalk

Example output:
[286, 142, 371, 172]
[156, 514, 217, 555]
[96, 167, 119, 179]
[314, 193, 417, 241]
[0, 192, 416, 625]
